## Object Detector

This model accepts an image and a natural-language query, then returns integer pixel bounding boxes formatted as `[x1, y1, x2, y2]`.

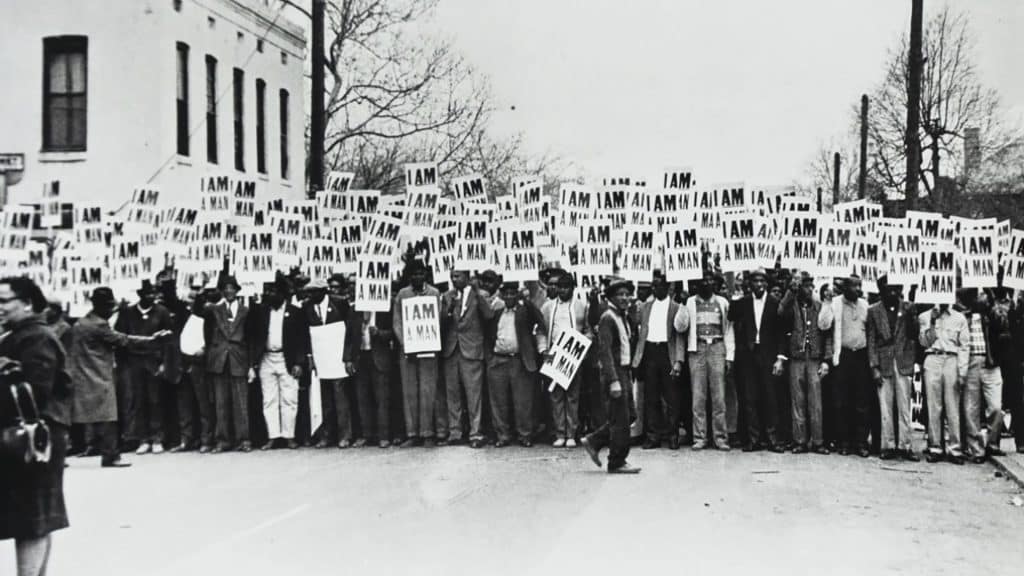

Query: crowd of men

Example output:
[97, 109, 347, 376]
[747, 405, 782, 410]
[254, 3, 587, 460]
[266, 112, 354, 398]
[48, 256, 1024, 474]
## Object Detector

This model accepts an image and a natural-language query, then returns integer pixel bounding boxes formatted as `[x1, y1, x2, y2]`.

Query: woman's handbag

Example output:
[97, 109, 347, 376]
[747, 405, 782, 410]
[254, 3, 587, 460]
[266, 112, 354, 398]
[0, 360, 52, 464]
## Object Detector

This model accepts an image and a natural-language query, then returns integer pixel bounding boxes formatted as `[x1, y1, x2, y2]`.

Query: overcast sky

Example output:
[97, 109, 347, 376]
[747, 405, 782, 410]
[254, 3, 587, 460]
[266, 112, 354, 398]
[424, 0, 1024, 187]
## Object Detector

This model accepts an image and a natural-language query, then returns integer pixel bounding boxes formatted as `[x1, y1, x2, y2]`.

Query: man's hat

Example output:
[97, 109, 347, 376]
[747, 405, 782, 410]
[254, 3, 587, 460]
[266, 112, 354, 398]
[748, 268, 767, 280]
[478, 269, 501, 284]
[556, 273, 576, 288]
[405, 258, 427, 275]
[604, 276, 634, 298]
[539, 267, 568, 286]
[500, 281, 520, 293]
[261, 282, 277, 293]
[218, 275, 241, 291]
[90, 287, 117, 307]
[137, 279, 157, 296]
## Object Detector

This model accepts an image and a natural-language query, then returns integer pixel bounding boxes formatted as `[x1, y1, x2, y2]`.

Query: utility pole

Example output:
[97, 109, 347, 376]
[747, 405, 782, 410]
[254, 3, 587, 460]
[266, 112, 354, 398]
[309, 0, 326, 197]
[905, 0, 924, 209]
[859, 94, 869, 199]
[833, 152, 841, 205]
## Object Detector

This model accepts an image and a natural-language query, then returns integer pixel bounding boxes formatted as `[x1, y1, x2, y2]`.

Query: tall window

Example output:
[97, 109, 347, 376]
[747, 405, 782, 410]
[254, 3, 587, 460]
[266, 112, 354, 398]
[279, 89, 289, 179]
[233, 68, 244, 171]
[255, 79, 266, 174]
[176, 42, 190, 156]
[205, 55, 218, 163]
[42, 36, 88, 151]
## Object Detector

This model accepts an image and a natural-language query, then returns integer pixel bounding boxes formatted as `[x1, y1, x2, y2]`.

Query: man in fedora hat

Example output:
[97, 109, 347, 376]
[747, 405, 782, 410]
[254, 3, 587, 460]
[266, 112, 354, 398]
[114, 279, 174, 455]
[203, 274, 255, 452]
[70, 287, 172, 467]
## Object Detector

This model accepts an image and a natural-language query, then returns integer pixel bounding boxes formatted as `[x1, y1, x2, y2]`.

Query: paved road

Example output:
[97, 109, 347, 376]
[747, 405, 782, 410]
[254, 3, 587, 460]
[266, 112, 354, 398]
[3, 443, 1023, 576]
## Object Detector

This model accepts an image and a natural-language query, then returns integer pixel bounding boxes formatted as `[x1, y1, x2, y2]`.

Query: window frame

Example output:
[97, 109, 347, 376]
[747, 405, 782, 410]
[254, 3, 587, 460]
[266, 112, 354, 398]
[255, 78, 266, 174]
[279, 89, 289, 180]
[42, 35, 88, 152]
[233, 67, 245, 172]
[205, 55, 218, 164]
[176, 42, 190, 157]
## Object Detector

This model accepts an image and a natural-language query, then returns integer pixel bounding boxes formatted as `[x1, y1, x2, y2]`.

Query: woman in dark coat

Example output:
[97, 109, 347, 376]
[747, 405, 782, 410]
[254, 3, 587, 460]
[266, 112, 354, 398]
[0, 276, 72, 576]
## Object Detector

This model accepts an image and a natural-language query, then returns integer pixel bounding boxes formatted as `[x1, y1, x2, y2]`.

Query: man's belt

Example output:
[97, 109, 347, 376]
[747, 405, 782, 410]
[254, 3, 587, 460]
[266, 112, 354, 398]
[697, 336, 723, 344]
[927, 350, 958, 357]
[493, 351, 520, 358]
[646, 341, 668, 346]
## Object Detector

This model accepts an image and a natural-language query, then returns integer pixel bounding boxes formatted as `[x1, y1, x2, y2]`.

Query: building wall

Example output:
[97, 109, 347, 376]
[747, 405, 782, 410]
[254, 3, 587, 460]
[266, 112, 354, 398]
[0, 0, 306, 210]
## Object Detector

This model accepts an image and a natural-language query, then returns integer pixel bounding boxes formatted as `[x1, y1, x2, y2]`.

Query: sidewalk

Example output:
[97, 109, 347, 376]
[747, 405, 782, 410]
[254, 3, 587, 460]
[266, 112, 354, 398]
[992, 437, 1024, 490]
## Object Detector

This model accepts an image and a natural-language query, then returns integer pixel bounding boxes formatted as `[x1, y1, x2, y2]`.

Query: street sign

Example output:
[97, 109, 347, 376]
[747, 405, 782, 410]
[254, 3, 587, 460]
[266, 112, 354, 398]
[0, 153, 25, 172]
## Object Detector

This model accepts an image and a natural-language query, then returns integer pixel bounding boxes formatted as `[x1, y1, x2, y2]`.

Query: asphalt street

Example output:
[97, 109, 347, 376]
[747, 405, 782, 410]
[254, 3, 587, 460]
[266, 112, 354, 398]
[3, 442, 1023, 576]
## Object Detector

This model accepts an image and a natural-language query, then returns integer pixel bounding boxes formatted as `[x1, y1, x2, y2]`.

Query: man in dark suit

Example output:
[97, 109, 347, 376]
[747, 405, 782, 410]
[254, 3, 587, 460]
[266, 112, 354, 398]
[203, 275, 254, 453]
[486, 282, 548, 447]
[441, 269, 495, 448]
[303, 278, 361, 448]
[251, 278, 309, 449]
[355, 306, 396, 448]
[632, 271, 686, 449]
[116, 279, 174, 455]
[727, 268, 786, 452]
[867, 278, 920, 461]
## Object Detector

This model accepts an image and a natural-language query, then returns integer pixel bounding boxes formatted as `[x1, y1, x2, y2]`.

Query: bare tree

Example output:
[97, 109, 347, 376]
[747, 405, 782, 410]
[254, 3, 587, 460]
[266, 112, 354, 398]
[866, 5, 1021, 197]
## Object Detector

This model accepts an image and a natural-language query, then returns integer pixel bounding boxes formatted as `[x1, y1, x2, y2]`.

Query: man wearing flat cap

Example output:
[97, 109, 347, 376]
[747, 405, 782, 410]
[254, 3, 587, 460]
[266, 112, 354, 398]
[393, 259, 444, 447]
[70, 287, 171, 467]
[541, 272, 591, 447]
[202, 275, 255, 452]
[115, 279, 174, 455]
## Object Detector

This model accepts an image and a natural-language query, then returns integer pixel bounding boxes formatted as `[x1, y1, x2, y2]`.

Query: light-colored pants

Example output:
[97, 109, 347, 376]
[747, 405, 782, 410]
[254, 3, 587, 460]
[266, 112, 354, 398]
[923, 354, 962, 456]
[790, 359, 823, 448]
[689, 340, 728, 447]
[963, 357, 1003, 458]
[878, 360, 913, 452]
[260, 351, 298, 440]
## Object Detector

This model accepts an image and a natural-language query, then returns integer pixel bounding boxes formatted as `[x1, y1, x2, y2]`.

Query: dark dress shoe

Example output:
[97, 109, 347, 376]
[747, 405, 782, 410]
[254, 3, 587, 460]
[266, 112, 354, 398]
[741, 444, 758, 452]
[169, 443, 191, 453]
[902, 450, 920, 462]
[199, 445, 212, 454]
[925, 452, 943, 463]
[608, 464, 641, 474]
[792, 445, 808, 454]
[378, 440, 391, 449]
[337, 439, 352, 449]
[423, 438, 436, 448]
[970, 455, 987, 464]
[838, 446, 850, 456]
[581, 436, 602, 468]
[494, 439, 509, 448]
[668, 437, 680, 450]
[469, 439, 484, 449]
[101, 459, 132, 468]
[811, 445, 830, 455]
[435, 438, 449, 447]
[79, 447, 102, 458]
[287, 439, 300, 449]
[768, 444, 785, 454]
[519, 439, 533, 448]
[400, 438, 420, 448]
[314, 440, 331, 449]
[949, 454, 966, 465]
[352, 438, 368, 448]
[856, 447, 870, 458]
[238, 442, 253, 453]
[642, 440, 660, 450]
[260, 441, 275, 451]
[448, 438, 465, 446]
[879, 450, 897, 460]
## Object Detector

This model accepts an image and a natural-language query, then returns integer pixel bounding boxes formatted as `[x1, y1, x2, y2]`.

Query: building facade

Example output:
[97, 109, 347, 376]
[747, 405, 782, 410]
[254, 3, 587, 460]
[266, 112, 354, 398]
[0, 0, 306, 210]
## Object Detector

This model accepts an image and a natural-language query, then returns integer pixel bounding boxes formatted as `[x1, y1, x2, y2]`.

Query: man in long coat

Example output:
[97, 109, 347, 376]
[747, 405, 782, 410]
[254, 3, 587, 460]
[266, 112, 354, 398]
[70, 287, 169, 467]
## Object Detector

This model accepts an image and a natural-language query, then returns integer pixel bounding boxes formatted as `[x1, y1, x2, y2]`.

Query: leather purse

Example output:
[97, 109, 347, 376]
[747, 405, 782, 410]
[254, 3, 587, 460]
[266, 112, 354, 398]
[0, 361, 52, 464]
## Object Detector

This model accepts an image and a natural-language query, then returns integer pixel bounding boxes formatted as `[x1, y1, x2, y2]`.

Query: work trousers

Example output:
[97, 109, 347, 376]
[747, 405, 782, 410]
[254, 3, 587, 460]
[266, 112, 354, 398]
[963, 357, 1003, 458]
[642, 343, 680, 442]
[87, 421, 120, 465]
[125, 360, 164, 444]
[790, 359, 824, 448]
[740, 346, 778, 447]
[586, 366, 635, 471]
[178, 360, 214, 448]
[260, 352, 298, 440]
[212, 374, 250, 447]
[488, 355, 532, 442]
[832, 347, 871, 451]
[550, 371, 581, 441]
[444, 352, 485, 442]
[923, 354, 963, 456]
[400, 354, 440, 439]
[877, 360, 913, 452]
[356, 354, 391, 442]
[320, 378, 353, 443]
[689, 340, 728, 448]
[579, 355, 606, 433]
[725, 358, 740, 436]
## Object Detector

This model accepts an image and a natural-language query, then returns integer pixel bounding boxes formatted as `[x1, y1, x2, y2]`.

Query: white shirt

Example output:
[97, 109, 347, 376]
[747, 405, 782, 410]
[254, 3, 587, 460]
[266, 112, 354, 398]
[361, 311, 376, 351]
[646, 297, 670, 343]
[318, 299, 330, 323]
[459, 285, 471, 317]
[225, 299, 239, 320]
[753, 294, 766, 344]
[267, 306, 285, 351]
[549, 299, 577, 349]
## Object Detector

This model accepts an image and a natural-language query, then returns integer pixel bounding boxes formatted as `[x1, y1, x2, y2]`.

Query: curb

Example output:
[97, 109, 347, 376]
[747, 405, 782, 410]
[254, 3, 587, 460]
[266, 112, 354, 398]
[991, 454, 1024, 491]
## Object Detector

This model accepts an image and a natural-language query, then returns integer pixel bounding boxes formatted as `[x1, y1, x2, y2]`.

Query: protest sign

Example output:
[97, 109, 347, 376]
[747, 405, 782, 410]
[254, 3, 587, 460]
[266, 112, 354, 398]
[597, 180, 629, 232]
[500, 223, 540, 282]
[40, 181, 62, 228]
[454, 215, 489, 271]
[540, 327, 593, 391]
[363, 213, 402, 258]
[310, 321, 349, 379]
[125, 187, 161, 229]
[110, 236, 142, 300]
[851, 237, 882, 293]
[429, 226, 458, 285]
[160, 206, 198, 257]
[780, 211, 819, 270]
[402, 186, 440, 243]
[577, 219, 614, 275]
[401, 295, 442, 354]
[271, 211, 302, 269]
[452, 173, 487, 204]
[341, 189, 380, 230]
[73, 203, 106, 260]
[884, 227, 922, 285]
[916, 243, 956, 305]
[558, 184, 596, 241]
[521, 196, 552, 245]
[325, 171, 354, 193]
[405, 162, 439, 189]
[230, 177, 257, 224]
[997, 220, 1012, 262]
[815, 220, 855, 278]
[719, 211, 759, 273]
[16, 242, 50, 289]
[906, 211, 946, 246]
[0, 205, 34, 259]
[199, 174, 232, 215]
[959, 228, 998, 288]
[754, 217, 778, 268]
[233, 228, 275, 285]
[662, 168, 694, 191]
[620, 225, 655, 283]
[664, 225, 703, 282]
[516, 179, 544, 208]
[1002, 230, 1024, 291]
[355, 255, 391, 312]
